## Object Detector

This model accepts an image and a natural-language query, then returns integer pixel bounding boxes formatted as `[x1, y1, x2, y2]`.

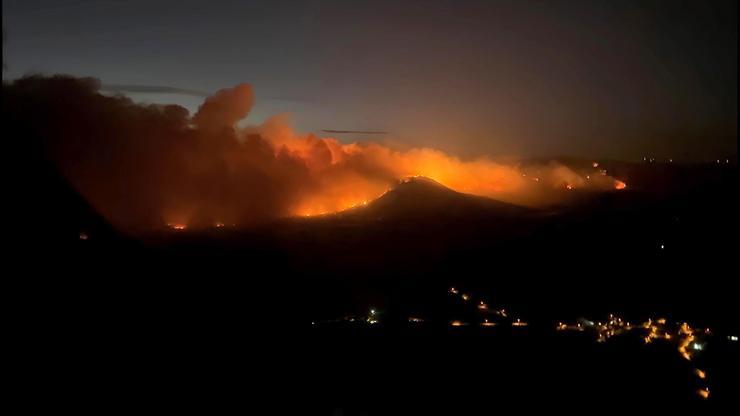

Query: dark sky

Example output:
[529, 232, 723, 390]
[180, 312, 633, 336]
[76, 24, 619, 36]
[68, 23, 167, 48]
[3, 0, 737, 161]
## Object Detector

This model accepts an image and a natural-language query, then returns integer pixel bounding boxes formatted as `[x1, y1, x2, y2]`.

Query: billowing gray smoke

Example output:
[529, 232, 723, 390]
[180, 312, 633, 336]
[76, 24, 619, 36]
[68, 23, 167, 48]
[4, 75, 624, 233]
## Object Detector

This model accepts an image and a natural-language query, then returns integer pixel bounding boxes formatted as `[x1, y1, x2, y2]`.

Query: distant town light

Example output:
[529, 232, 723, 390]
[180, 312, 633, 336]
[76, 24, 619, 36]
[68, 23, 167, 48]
[729, 335, 739, 342]
[697, 388, 710, 399]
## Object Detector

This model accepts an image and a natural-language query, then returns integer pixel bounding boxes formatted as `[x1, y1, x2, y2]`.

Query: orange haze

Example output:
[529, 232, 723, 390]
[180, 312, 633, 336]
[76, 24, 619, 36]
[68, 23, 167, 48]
[6, 77, 626, 232]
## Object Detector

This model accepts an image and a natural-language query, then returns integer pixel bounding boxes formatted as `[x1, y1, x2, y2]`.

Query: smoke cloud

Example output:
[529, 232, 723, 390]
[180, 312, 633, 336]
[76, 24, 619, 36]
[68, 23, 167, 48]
[5, 75, 624, 232]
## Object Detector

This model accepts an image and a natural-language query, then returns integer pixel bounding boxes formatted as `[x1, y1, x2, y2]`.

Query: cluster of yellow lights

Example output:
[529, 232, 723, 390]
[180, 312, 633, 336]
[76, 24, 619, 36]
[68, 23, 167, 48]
[557, 314, 711, 399]
[448, 287, 524, 328]
[314, 300, 719, 401]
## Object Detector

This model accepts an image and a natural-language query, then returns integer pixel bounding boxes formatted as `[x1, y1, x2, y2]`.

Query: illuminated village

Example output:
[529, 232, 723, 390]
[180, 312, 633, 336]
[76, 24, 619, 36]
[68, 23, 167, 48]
[312, 287, 738, 401]
[556, 314, 715, 399]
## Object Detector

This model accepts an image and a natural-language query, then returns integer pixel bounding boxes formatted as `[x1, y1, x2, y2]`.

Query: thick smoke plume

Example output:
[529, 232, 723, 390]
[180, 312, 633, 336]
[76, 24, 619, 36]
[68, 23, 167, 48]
[5, 76, 623, 232]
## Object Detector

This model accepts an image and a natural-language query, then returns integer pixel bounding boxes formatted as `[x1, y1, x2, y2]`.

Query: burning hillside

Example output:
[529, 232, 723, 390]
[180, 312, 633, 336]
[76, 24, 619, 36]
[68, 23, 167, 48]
[5, 76, 626, 233]
[326, 176, 533, 221]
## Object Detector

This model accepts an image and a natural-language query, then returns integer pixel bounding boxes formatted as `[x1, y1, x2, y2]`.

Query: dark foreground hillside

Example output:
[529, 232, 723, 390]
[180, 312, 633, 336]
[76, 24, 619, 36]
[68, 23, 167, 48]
[12, 156, 739, 410]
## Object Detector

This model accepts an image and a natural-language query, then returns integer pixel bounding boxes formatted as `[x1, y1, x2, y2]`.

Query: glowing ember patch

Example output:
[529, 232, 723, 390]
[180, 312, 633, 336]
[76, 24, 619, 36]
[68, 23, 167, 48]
[697, 388, 710, 399]
[167, 223, 187, 230]
[565, 184, 573, 190]
[29, 78, 639, 229]
[79, 232, 89, 240]
[450, 320, 466, 327]
[592, 162, 599, 168]
[614, 180, 627, 190]
[695, 369, 706, 379]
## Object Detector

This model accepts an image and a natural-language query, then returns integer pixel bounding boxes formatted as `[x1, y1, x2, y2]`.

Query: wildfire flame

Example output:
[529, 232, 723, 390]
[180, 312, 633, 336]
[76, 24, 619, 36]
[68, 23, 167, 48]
[16, 77, 632, 230]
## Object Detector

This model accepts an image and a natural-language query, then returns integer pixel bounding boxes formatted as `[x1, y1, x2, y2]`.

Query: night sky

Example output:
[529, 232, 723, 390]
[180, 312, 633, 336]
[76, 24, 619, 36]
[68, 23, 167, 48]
[3, 0, 737, 161]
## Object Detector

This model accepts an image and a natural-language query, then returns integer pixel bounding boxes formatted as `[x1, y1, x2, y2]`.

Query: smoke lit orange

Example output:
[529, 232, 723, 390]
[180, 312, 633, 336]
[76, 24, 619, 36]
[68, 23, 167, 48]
[12, 77, 628, 231]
